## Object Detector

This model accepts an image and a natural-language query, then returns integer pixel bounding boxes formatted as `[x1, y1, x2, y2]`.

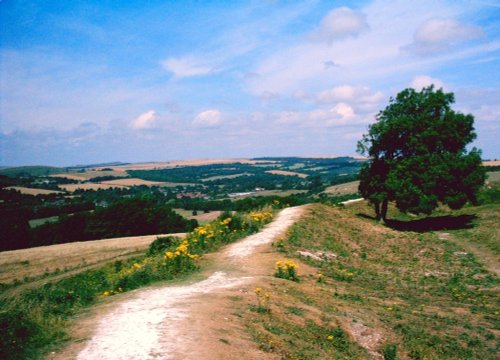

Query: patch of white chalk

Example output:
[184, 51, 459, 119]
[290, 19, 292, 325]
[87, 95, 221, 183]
[77, 272, 251, 360]
[225, 206, 304, 258]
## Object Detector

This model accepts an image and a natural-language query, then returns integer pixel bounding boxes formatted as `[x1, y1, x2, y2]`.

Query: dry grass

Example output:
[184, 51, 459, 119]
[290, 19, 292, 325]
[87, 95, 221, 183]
[487, 171, 500, 183]
[323, 180, 360, 195]
[0, 233, 185, 284]
[5, 186, 64, 195]
[100, 178, 168, 187]
[173, 209, 223, 224]
[244, 202, 499, 359]
[94, 159, 274, 171]
[50, 170, 128, 180]
[483, 160, 500, 166]
[58, 183, 129, 192]
[266, 170, 309, 178]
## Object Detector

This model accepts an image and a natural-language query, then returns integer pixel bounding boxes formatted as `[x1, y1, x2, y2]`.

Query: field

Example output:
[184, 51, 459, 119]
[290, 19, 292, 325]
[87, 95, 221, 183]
[5, 186, 64, 195]
[100, 178, 171, 187]
[323, 180, 360, 195]
[265, 170, 309, 178]
[483, 160, 500, 166]
[173, 208, 223, 224]
[50, 170, 129, 180]
[94, 159, 272, 171]
[0, 233, 185, 285]
[487, 171, 500, 183]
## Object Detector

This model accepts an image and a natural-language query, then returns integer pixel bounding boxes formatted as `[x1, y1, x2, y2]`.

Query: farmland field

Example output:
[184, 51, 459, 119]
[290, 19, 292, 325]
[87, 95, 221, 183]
[266, 170, 309, 178]
[323, 180, 360, 195]
[0, 233, 185, 284]
[50, 170, 129, 180]
[100, 178, 170, 187]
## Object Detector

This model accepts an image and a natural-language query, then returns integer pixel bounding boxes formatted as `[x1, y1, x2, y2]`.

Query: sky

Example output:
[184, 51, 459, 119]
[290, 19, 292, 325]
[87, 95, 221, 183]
[1, 0, 499, 166]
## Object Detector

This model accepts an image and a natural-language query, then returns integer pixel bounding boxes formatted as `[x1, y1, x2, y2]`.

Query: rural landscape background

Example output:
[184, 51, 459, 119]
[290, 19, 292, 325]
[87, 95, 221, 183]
[1, 0, 499, 359]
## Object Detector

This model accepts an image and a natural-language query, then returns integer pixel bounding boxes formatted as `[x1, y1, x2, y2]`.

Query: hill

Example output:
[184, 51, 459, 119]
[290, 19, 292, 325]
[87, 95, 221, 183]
[0, 166, 65, 178]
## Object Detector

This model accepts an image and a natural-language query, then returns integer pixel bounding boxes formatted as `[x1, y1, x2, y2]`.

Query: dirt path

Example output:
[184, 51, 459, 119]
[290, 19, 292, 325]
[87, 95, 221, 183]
[50, 206, 305, 360]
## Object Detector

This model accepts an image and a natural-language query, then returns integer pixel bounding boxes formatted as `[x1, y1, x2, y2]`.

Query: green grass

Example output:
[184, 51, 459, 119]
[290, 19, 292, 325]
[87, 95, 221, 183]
[263, 202, 499, 359]
[0, 166, 65, 178]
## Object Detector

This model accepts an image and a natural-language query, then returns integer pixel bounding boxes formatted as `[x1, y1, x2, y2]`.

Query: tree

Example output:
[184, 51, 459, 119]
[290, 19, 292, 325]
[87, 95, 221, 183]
[357, 86, 485, 222]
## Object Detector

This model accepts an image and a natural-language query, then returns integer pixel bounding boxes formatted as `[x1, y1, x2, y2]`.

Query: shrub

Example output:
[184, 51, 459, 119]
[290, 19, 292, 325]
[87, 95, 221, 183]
[147, 236, 176, 256]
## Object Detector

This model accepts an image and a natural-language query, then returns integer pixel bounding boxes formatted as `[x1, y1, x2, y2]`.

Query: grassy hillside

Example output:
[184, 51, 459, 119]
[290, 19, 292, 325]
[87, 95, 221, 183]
[0, 166, 65, 178]
[240, 201, 499, 359]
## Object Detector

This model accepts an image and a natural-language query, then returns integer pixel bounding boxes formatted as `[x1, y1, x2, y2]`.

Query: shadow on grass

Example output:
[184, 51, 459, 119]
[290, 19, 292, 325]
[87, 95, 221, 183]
[386, 215, 477, 232]
[357, 213, 477, 232]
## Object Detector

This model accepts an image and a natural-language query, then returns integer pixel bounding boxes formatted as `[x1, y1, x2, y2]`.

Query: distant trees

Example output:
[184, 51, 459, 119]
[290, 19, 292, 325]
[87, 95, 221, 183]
[357, 86, 485, 221]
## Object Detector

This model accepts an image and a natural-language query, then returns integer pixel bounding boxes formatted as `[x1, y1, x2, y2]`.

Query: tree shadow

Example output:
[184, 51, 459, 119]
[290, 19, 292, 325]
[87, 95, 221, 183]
[356, 213, 477, 232]
[385, 214, 477, 232]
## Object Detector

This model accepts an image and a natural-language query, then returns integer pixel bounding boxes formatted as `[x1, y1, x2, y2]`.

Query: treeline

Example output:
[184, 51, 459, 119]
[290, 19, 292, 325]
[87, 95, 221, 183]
[0, 197, 198, 251]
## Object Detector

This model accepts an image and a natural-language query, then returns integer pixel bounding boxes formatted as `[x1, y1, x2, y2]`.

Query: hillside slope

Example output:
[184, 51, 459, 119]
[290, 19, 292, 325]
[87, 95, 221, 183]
[237, 202, 499, 359]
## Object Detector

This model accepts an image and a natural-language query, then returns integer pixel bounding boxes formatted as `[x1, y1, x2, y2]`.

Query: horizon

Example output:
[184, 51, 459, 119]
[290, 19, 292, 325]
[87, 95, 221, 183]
[1, 0, 499, 166]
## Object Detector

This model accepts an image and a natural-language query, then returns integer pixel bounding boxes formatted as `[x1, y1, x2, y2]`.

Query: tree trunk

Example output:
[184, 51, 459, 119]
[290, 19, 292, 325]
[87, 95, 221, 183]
[380, 198, 389, 223]
[374, 201, 381, 220]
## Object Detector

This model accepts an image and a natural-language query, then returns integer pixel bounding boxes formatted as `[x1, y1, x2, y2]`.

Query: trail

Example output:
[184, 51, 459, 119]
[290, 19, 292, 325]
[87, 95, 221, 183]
[60, 206, 304, 360]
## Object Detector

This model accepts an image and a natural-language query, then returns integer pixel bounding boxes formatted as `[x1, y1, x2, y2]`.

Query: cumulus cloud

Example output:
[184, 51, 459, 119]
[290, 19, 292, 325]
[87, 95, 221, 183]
[274, 102, 357, 128]
[403, 18, 483, 55]
[193, 109, 222, 127]
[311, 7, 369, 43]
[131, 110, 157, 129]
[162, 57, 216, 78]
[410, 75, 445, 90]
[317, 85, 384, 112]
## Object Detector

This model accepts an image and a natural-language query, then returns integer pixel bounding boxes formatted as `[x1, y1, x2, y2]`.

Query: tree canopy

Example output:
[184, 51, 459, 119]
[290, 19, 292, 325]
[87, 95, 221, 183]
[357, 86, 485, 221]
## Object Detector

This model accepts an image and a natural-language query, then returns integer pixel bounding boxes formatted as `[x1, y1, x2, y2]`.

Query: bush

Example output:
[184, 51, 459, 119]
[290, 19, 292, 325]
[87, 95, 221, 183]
[147, 236, 176, 256]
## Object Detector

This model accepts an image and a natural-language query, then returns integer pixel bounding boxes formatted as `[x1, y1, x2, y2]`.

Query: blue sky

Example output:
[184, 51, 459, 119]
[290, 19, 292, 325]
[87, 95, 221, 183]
[1, 0, 499, 166]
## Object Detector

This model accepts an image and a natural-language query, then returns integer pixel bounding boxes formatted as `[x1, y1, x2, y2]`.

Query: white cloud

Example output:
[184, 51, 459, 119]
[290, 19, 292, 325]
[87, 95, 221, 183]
[317, 85, 384, 113]
[131, 110, 157, 129]
[403, 18, 483, 55]
[310, 7, 369, 43]
[410, 75, 445, 90]
[193, 109, 222, 127]
[162, 57, 216, 78]
[245, 1, 493, 99]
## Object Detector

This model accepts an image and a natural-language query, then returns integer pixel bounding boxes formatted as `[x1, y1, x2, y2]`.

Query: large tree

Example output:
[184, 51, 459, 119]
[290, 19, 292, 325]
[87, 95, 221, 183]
[357, 86, 485, 222]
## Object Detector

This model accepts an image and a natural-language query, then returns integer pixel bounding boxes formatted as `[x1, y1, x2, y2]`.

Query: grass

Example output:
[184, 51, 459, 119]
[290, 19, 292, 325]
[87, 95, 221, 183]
[323, 180, 360, 196]
[28, 216, 59, 228]
[265, 170, 309, 178]
[100, 178, 168, 186]
[0, 210, 275, 359]
[0, 233, 184, 285]
[242, 201, 499, 359]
